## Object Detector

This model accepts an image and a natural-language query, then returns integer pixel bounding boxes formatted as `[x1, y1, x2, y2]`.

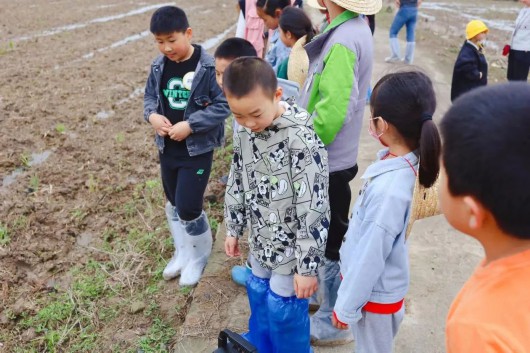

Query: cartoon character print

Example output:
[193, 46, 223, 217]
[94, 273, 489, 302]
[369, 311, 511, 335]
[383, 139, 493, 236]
[268, 139, 289, 171]
[309, 213, 329, 247]
[310, 173, 328, 211]
[255, 236, 284, 268]
[228, 172, 244, 198]
[299, 247, 325, 276]
[256, 175, 270, 207]
[226, 204, 246, 225]
[311, 145, 325, 172]
[232, 145, 243, 171]
[269, 175, 292, 201]
[294, 109, 309, 122]
[249, 134, 262, 163]
[245, 192, 266, 229]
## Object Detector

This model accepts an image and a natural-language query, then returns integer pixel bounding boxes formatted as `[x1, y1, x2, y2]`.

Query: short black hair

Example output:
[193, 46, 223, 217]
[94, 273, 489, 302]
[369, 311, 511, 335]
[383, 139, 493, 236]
[214, 38, 257, 60]
[150, 6, 189, 35]
[223, 57, 277, 98]
[440, 82, 530, 238]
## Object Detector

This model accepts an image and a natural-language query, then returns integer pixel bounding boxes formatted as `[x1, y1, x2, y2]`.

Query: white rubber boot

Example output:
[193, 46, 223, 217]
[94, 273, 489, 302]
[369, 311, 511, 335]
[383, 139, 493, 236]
[162, 202, 188, 281]
[179, 211, 213, 286]
[385, 37, 402, 63]
[405, 42, 416, 64]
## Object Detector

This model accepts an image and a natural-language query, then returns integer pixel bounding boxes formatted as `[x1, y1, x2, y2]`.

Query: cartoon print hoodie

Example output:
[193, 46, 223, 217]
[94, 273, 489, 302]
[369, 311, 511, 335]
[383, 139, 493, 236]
[224, 103, 330, 277]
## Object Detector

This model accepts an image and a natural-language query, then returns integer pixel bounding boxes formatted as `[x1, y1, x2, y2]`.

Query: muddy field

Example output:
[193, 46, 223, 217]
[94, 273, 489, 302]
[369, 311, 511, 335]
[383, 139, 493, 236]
[0, 0, 236, 351]
[0, 0, 524, 352]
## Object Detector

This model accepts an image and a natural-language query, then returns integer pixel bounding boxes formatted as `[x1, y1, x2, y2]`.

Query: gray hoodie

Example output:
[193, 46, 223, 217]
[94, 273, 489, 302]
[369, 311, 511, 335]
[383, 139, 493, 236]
[224, 103, 330, 276]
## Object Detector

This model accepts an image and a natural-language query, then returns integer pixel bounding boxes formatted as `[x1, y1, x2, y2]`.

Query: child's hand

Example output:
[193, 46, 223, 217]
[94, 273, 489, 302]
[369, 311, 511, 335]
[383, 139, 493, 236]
[168, 121, 192, 141]
[225, 237, 241, 257]
[149, 113, 172, 137]
[293, 274, 318, 299]
[331, 312, 349, 330]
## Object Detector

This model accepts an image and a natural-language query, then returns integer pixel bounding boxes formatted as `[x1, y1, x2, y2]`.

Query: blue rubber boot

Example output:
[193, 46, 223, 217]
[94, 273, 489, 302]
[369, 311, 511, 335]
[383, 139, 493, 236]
[245, 274, 273, 352]
[268, 290, 312, 353]
[231, 262, 252, 287]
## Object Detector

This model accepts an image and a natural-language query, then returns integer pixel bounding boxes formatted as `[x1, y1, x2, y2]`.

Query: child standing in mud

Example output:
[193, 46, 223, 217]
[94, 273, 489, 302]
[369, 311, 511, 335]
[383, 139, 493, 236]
[223, 57, 329, 353]
[143, 6, 230, 287]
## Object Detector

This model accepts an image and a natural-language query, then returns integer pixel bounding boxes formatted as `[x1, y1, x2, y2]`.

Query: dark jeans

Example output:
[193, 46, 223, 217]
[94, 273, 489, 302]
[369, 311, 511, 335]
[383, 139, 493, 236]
[507, 49, 530, 81]
[159, 150, 213, 221]
[326, 164, 358, 261]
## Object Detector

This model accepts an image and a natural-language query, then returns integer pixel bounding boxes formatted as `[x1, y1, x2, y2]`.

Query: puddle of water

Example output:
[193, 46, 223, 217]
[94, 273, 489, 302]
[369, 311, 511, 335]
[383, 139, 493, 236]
[81, 31, 150, 60]
[29, 151, 52, 166]
[2, 169, 23, 187]
[12, 2, 174, 42]
[76, 231, 94, 247]
[2, 151, 52, 187]
[202, 24, 237, 50]
[96, 110, 115, 120]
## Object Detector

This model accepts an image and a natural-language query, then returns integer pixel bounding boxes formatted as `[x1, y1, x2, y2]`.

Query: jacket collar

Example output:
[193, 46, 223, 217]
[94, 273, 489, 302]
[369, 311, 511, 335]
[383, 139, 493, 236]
[324, 10, 358, 33]
[304, 11, 358, 62]
[362, 149, 419, 180]
[153, 44, 213, 68]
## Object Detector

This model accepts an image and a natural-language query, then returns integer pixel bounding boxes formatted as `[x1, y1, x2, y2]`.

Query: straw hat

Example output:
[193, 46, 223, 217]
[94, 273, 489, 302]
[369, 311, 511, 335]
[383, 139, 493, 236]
[287, 36, 310, 89]
[307, 0, 326, 10]
[405, 174, 441, 239]
[329, 0, 382, 15]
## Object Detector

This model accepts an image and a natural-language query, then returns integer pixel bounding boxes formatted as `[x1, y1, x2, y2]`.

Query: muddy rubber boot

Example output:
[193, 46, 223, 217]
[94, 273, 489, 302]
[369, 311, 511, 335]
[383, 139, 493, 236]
[405, 42, 416, 64]
[268, 290, 312, 353]
[179, 211, 212, 286]
[310, 260, 354, 346]
[244, 274, 273, 352]
[385, 37, 402, 63]
[163, 202, 188, 280]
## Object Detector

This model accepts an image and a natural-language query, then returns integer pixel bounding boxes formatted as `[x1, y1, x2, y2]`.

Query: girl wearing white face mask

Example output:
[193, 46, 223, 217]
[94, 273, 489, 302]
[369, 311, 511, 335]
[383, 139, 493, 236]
[331, 71, 441, 353]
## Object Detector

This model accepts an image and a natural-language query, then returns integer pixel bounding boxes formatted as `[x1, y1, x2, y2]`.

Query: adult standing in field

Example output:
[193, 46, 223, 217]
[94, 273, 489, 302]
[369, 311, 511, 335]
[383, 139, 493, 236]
[507, 0, 530, 81]
[385, 0, 422, 64]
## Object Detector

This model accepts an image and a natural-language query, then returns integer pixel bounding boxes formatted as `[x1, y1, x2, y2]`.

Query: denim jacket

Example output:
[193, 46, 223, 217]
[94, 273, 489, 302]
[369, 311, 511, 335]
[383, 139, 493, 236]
[143, 45, 230, 156]
[334, 149, 418, 325]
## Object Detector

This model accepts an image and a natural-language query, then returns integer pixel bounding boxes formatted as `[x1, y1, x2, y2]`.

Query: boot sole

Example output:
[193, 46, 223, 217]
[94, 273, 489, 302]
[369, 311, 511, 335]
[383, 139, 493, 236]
[310, 338, 354, 347]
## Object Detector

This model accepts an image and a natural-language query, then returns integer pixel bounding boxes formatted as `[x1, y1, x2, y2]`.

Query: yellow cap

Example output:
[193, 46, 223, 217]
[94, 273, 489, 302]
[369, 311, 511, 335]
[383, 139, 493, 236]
[466, 20, 488, 40]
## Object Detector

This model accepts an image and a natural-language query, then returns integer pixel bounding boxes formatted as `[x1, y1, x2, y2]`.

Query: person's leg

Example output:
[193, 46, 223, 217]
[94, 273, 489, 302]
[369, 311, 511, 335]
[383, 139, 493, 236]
[325, 165, 358, 261]
[352, 307, 405, 353]
[176, 151, 214, 286]
[387, 8, 407, 61]
[508, 50, 530, 81]
[268, 273, 311, 353]
[311, 165, 357, 346]
[404, 7, 418, 64]
[159, 153, 184, 280]
[245, 255, 273, 352]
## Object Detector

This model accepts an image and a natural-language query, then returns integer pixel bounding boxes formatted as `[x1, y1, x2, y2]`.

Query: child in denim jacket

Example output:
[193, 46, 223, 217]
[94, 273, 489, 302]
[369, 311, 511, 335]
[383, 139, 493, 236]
[143, 6, 230, 287]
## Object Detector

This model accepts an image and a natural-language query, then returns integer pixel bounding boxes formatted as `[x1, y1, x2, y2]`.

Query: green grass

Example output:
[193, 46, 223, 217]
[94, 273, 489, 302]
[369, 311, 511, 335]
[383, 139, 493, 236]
[55, 123, 66, 134]
[4, 125, 234, 352]
[0, 223, 9, 245]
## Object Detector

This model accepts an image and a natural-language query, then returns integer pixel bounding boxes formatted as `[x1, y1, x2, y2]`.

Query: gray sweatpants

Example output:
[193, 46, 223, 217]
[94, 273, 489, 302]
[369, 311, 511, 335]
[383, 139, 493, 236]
[250, 255, 295, 297]
[352, 307, 405, 353]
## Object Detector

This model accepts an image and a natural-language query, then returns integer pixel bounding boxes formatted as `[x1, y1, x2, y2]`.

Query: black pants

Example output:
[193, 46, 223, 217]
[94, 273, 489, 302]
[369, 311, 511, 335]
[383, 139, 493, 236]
[159, 150, 213, 221]
[326, 164, 358, 261]
[507, 50, 530, 81]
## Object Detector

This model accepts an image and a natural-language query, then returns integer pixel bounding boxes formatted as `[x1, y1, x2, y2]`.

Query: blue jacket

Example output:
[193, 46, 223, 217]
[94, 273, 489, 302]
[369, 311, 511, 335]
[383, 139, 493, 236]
[334, 149, 418, 325]
[143, 45, 230, 156]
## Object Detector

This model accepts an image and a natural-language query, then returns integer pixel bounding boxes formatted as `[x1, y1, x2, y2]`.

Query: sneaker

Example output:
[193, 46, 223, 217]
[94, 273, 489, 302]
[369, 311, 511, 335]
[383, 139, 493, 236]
[231, 264, 252, 286]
